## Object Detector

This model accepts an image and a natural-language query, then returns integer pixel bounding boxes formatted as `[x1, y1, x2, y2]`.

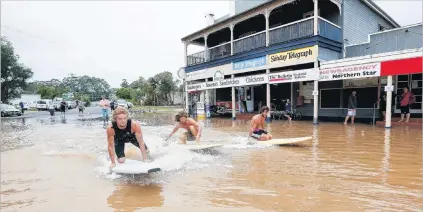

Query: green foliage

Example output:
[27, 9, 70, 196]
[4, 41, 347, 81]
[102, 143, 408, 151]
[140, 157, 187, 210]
[116, 87, 132, 99]
[119, 71, 182, 106]
[1, 36, 34, 102]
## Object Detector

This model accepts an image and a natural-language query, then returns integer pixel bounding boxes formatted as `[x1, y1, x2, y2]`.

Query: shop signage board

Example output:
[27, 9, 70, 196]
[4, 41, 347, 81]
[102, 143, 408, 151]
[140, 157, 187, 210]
[268, 46, 318, 68]
[319, 63, 381, 81]
[269, 68, 318, 84]
[186, 69, 318, 92]
[233, 56, 267, 70]
[187, 74, 269, 91]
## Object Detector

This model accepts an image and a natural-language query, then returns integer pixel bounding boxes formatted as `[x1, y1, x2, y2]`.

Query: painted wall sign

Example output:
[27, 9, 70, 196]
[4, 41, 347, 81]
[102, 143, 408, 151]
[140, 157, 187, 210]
[268, 46, 318, 67]
[268, 68, 318, 84]
[186, 69, 207, 81]
[213, 70, 224, 81]
[186, 63, 232, 81]
[233, 56, 267, 70]
[319, 63, 381, 81]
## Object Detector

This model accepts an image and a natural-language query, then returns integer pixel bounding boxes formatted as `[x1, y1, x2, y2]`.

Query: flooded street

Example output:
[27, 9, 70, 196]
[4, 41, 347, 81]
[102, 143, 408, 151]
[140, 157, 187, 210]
[1, 113, 422, 212]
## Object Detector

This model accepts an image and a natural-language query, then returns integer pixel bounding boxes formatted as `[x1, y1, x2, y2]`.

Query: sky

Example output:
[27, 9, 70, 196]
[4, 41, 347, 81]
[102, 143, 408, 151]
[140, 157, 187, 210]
[1, 0, 422, 88]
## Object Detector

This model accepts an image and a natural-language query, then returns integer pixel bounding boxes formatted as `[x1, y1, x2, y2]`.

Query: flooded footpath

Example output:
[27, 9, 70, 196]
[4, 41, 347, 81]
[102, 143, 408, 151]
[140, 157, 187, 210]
[1, 113, 422, 212]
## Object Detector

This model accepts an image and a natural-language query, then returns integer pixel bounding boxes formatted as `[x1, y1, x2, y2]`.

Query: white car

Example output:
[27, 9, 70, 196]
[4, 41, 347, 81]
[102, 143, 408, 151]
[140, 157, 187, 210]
[36, 100, 51, 111]
[127, 102, 134, 109]
[1, 104, 22, 117]
[116, 99, 128, 109]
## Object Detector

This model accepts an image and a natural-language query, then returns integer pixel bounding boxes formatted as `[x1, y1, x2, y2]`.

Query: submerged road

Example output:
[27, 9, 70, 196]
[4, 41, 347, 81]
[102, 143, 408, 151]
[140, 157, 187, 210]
[0, 112, 421, 211]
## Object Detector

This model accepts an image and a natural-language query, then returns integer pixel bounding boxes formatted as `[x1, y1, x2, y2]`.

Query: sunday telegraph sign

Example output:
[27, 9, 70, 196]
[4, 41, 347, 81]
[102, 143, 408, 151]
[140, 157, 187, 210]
[319, 63, 381, 81]
[268, 46, 318, 67]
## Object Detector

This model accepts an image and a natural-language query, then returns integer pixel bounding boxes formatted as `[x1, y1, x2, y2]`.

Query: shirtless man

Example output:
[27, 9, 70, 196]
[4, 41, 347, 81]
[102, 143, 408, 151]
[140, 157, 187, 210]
[165, 111, 202, 144]
[107, 107, 149, 168]
[249, 106, 272, 141]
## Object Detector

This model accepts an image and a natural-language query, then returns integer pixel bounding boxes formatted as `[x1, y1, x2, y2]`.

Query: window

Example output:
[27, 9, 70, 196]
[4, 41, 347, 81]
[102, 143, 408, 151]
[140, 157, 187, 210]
[342, 87, 379, 109]
[379, 24, 387, 31]
[303, 10, 320, 18]
[320, 89, 341, 108]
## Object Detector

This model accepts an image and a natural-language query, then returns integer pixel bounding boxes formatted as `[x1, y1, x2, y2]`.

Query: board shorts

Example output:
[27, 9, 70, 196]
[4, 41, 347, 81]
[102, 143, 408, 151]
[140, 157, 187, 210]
[251, 129, 268, 139]
[347, 109, 356, 117]
[184, 131, 196, 141]
[400, 106, 410, 114]
[115, 136, 149, 159]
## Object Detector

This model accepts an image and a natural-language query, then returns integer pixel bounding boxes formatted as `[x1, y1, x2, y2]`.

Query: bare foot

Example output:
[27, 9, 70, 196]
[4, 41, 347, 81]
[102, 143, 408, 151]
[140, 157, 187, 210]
[344, 122, 347, 125]
[398, 120, 403, 122]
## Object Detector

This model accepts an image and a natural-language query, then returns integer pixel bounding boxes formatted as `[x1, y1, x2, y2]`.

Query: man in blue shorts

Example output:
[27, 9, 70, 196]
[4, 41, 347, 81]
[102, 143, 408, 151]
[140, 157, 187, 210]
[249, 106, 272, 141]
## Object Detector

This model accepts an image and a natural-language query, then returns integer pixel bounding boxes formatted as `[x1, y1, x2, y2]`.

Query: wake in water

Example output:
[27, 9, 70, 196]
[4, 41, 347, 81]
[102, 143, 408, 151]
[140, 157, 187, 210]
[18, 120, 274, 181]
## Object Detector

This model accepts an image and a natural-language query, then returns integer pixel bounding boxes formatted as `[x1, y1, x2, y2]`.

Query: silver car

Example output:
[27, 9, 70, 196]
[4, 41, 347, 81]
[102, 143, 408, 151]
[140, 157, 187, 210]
[1, 104, 22, 117]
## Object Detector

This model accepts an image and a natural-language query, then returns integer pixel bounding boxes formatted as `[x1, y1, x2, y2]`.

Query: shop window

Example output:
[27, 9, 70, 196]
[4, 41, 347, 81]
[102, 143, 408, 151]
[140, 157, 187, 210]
[320, 89, 341, 108]
[342, 87, 379, 109]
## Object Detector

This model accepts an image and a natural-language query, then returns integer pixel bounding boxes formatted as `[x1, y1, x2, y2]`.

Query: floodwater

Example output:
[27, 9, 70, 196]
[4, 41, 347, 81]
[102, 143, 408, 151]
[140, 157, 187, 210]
[1, 112, 422, 212]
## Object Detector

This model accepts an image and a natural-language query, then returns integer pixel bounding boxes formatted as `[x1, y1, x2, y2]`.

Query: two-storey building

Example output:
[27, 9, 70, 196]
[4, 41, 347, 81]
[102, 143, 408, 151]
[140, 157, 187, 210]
[181, 0, 400, 123]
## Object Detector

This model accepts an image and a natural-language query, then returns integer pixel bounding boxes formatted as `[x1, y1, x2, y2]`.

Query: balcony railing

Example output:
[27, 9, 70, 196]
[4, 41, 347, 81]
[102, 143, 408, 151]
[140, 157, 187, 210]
[208, 42, 231, 61]
[233, 31, 266, 54]
[318, 17, 342, 42]
[269, 17, 314, 46]
[187, 51, 206, 66]
[186, 17, 342, 66]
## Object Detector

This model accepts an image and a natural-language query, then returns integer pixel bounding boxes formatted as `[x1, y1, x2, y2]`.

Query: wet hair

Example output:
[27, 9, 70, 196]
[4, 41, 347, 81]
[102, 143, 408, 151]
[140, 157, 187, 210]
[260, 106, 269, 113]
[112, 106, 129, 121]
[175, 111, 188, 122]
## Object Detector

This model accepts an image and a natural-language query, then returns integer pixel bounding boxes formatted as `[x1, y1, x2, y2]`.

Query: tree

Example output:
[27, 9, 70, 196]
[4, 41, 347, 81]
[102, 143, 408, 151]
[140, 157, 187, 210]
[121, 79, 129, 88]
[61, 74, 111, 100]
[36, 85, 68, 100]
[116, 87, 132, 99]
[1, 36, 34, 102]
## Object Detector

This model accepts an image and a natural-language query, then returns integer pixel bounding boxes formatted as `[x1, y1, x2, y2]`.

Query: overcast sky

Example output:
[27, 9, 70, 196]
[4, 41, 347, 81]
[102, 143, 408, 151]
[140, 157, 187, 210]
[1, 1, 422, 88]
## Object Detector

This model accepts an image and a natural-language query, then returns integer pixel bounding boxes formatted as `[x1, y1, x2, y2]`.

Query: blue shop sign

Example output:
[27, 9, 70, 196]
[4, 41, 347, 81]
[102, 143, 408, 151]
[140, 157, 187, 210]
[233, 56, 266, 70]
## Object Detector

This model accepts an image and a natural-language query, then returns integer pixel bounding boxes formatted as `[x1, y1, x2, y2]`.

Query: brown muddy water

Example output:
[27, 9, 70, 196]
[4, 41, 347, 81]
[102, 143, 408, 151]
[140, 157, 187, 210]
[1, 113, 422, 212]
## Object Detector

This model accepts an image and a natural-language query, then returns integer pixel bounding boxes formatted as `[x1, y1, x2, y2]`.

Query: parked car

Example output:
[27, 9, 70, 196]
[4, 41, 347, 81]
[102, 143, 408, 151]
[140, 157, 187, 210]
[1, 104, 22, 117]
[36, 99, 52, 111]
[127, 102, 134, 109]
[66, 101, 76, 109]
[116, 99, 128, 109]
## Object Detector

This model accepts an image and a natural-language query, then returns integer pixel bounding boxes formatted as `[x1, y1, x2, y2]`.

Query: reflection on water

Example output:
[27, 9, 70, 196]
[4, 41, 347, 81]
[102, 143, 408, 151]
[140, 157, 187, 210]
[0, 113, 422, 211]
[107, 183, 164, 211]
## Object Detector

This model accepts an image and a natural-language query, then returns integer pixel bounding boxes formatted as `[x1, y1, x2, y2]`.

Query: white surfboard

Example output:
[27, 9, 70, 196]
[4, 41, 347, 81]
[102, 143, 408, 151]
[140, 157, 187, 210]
[111, 159, 161, 174]
[256, 136, 312, 145]
[176, 143, 224, 150]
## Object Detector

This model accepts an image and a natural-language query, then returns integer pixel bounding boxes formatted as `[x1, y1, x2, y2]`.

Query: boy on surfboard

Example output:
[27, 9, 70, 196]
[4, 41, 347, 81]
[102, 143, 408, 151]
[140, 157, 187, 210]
[165, 111, 202, 144]
[249, 106, 273, 141]
[106, 107, 149, 168]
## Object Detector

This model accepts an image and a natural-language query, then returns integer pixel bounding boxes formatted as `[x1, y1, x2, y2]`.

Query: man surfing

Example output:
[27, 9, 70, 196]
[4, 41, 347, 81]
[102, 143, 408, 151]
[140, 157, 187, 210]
[106, 107, 149, 168]
[165, 111, 202, 144]
[249, 106, 273, 141]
